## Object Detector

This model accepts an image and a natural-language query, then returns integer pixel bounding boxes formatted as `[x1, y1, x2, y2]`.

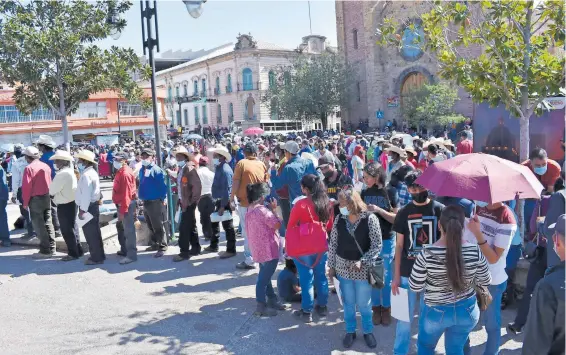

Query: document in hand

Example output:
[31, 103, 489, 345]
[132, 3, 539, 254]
[391, 288, 410, 322]
[77, 212, 93, 228]
[333, 277, 343, 306]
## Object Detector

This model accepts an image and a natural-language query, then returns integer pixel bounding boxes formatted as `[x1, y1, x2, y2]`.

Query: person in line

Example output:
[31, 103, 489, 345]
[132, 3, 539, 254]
[138, 149, 168, 258]
[11, 144, 34, 239]
[0, 161, 10, 247]
[522, 214, 565, 355]
[245, 182, 286, 317]
[501, 200, 523, 310]
[328, 187, 382, 349]
[386, 146, 407, 182]
[173, 146, 202, 261]
[391, 171, 445, 355]
[21, 146, 55, 258]
[270, 141, 317, 204]
[36, 135, 63, 240]
[112, 152, 138, 265]
[522, 147, 561, 193]
[196, 156, 215, 245]
[48, 150, 81, 261]
[208, 145, 237, 258]
[313, 139, 334, 162]
[75, 150, 104, 265]
[319, 156, 353, 217]
[351, 145, 365, 183]
[389, 165, 414, 209]
[231, 142, 268, 270]
[287, 174, 333, 323]
[361, 162, 398, 326]
[409, 205, 491, 355]
[465, 198, 517, 355]
[277, 258, 302, 303]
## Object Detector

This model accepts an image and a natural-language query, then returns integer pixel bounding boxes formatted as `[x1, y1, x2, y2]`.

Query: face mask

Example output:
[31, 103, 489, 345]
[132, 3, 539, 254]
[339, 206, 350, 216]
[54, 165, 60, 171]
[113, 161, 123, 170]
[323, 170, 334, 179]
[213, 158, 220, 166]
[387, 156, 393, 162]
[177, 160, 186, 168]
[411, 190, 429, 204]
[423, 151, 429, 158]
[475, 200, 489, 208]
[534, 165, 547, 175]
[142, 159, 151, 167]
[77, 163, 85, 173]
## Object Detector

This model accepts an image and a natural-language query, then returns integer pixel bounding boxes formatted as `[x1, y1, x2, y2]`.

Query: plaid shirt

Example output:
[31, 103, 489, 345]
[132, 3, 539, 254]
[397, 182, 412, 208]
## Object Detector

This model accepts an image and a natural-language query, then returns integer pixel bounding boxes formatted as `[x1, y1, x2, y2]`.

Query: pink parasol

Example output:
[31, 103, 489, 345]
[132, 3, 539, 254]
[415, 153, 544, 203]
[243, 127, 264, 136]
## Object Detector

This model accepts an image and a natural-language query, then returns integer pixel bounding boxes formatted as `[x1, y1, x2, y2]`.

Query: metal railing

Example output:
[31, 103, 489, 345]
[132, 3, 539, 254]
[237, 82, 261, 91]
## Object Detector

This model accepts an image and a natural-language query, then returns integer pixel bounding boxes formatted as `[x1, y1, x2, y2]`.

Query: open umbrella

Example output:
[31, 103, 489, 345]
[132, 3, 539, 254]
[415, 153, 544, 203]
[0, 143, 14, 153]
[184, 133, 203, 140]
[243, 127, 264, 136]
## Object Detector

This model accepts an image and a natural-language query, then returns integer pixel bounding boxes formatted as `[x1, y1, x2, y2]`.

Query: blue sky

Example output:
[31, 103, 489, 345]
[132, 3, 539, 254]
[99, 1, 337, 57]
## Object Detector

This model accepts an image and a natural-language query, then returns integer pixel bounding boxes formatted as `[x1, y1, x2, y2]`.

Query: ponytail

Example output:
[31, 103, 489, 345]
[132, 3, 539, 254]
[440, 205, 467, 292]
[301, 174, 330, 223]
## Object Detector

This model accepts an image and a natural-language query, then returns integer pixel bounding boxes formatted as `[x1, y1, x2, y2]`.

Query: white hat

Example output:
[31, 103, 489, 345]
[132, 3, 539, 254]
[49, 150, 73, 162]
[22, 146, 40, 158]
[301, 152, 318, 168]
[443, 139, 455, 147]
[208, 145, 232, 162]
[75, 149, 97, 164]
[35, 134, 57, 148]
[405, 147, 417, 156]
[174, 146, 191, 159]
[385, 145, 407, 158]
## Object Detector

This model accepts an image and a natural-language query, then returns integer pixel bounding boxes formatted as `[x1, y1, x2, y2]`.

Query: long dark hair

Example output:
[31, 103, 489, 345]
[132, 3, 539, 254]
[439, 205, 467, 292]
[301, 174, 330, 223]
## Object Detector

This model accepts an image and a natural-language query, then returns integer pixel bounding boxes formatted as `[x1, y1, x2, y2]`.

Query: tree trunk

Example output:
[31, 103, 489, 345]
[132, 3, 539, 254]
[519, 115, 530, 162]
[321, 112, 328, 131]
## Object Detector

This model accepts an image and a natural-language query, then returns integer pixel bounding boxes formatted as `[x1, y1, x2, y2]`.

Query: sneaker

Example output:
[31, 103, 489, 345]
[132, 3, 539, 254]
[372, 306, 382, 325]
[188, 248, 201, 256]
[145, 245, 158, 252]
[32, 252, 54, 259]
[342, 333, 356, 348]
[0, 240, 11, 247]
[268, 299, 287, 310]
[84, 258, 103, 265]
[293, 309, 313, 323]
[219, 251, 236, 259]
[235, 261, 255, 270]
[203, 246, 218, 253]
[363, 333, 377, 349]
[254, 302, 277, 317]
[381, 306, 392, 326]
[154, 250, 164, 258]
[117, 251, 126, 257]
[315, 305, 328, 317]
[119, 257, 136, 265]
[61, 255, 78, 262]
[507, 322, 523, 335]
[172, 254, 189, 262]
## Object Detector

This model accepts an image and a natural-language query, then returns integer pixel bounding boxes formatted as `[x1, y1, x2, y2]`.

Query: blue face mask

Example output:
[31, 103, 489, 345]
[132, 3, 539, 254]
[475, 200, 489, 208]
[177, 160, 186, 168]
[534, 164, 547, 175]
[77, 163, 85, 173]
[339, 206, 350, 216]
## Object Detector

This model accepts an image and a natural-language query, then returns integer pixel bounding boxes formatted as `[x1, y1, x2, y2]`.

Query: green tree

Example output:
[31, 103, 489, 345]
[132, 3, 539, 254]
[377, 0, 565, 160]
[262, 53, 353, 130]
[402, 83, 466, 130]
[0, 0, 148, 147]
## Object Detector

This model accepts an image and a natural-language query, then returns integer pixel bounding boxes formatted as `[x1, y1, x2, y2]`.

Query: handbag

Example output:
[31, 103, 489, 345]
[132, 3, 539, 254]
[424, 246, 492, 311]
[347, 218, 384, 289]
[523, 202, 546, 263]
[285, 203, 328, 259]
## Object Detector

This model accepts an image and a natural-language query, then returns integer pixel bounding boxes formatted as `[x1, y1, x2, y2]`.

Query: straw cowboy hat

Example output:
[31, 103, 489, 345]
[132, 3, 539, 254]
[385, 145, 407, 158]
[75, 149, 97, 164]
[208, 145, 232, 162]
[22, 146, 40, 159]
[443, 139, 455, 147]
[35, 134, 57, 148]
[405, 147, 417, 156]
[174, 146, 191, 159]
[49, 150, 73, 162]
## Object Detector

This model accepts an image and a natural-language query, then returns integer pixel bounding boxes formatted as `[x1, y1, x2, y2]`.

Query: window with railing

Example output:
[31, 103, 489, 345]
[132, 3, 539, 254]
[183, 109, 188, 126]
[176, 110, 181, 126]
[167, 86, 172, 100]
[119, 103, 144, 116]
[194, 106, 199, 125]
[69, 102, 107, 119]
[228, 102, 234, 122]
[268, 70, 276, 89]
[183, 84, 188, 97]
[202, 105, 208, 124]
[0, 105, 55, 123]
[175, 86, 180, 98]
[226, 74, 232, 93]
[201, 79, 207, 97]
[216, 104, 222, 124]
[193, 80, 198, 96]
[242, 68, 253, 91]
[215, 77, 220, 95]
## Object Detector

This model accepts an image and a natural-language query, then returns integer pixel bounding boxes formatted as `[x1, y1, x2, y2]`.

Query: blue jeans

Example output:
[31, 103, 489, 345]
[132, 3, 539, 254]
[418, 295, 479, 355]
[505, 244, 522, 271]
[394, 276, 421, 355]
[464, 281, 507, 355]
[338, 275, 374, 334]
[0, 200, 8, 243]
[372, 237, 396, 307]
[238, 206, 254, 265]
[256, 258, 279, 303]
[294, 252, 329, 313]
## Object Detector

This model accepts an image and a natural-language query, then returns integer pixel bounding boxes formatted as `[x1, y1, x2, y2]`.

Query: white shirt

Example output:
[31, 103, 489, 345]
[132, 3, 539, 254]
[11, 156, 28, 194]
[196, 166, 214, 195]
[49, 167, 77, 205]
[75, 166, 101, 212]
[313, 149, 334, 162]
[348, 140, 357, 156]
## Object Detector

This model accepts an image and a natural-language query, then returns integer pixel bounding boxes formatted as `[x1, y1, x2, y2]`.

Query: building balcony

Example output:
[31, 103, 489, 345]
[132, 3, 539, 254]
[200, 90, 207, 98]
[237, 82, 261, 92]
[216, 116, 222, 124]
[244, 114, 257, 120]
[214, 87, 221, 95]
[225, 86, 233, 94]
[228, 114, 234, 122]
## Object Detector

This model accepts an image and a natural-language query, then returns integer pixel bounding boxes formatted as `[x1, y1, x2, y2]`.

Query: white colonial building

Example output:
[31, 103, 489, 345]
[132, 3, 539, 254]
[154, 33, 341, 134]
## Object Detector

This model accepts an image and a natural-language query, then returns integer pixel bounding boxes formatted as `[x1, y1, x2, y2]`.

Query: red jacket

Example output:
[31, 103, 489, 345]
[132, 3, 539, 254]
[112, 165, 137, 215]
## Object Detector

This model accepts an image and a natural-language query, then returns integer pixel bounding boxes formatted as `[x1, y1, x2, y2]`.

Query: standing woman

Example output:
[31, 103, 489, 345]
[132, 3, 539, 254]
[351, 146, 365, 183]
[409, 205, 491, 354]
[328, 187, 382, 349]
[287, 174, 333, 323]
[75, 150, 105, 265]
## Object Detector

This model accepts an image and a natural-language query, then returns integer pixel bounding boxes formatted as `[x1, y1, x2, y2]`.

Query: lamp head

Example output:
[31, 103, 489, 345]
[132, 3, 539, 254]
[183, 0, 206, 19]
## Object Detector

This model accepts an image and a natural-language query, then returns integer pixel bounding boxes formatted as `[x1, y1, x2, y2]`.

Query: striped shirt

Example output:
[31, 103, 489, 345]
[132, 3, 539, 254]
[409, 244, 492, 306]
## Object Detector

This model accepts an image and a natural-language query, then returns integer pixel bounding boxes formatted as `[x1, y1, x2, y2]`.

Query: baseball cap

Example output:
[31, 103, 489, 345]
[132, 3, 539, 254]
[284, 141, 299, 155]
[114, 152, 129, 160]
[318, 156, 334, 168]
[243, 142, 258, 154]
[548, 214, 565, 236]
[141, 148, 155, 156]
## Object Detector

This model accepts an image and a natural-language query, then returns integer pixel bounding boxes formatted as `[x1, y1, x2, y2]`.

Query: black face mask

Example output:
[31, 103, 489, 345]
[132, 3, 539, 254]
[323, 170, 334, 179]
[411, 190, 429, 203]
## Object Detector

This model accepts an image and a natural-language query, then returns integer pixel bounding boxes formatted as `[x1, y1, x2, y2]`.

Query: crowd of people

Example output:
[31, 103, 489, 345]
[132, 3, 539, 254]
[0, 127, 563, 355]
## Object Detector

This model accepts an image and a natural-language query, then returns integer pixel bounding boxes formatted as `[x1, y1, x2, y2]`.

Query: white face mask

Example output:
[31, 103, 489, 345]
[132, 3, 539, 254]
[142, 159, 151, 167]
[113, 161, 123, 170]
[177, 160, 186, 168]
[213, 158, 220, 166]
[339, 206, 350, 216]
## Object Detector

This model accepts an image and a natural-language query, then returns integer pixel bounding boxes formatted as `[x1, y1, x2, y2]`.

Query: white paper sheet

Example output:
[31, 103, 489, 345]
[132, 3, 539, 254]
[77, 212, 93, 228]
[174, 208, 181, 224]
[333, 277, 343, 306]
[391, 288, 410, 322]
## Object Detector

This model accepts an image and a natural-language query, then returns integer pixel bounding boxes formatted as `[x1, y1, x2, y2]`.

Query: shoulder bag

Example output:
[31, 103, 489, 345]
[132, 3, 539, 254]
[348, 217, 384, 289]
[523, 202, 546, 264]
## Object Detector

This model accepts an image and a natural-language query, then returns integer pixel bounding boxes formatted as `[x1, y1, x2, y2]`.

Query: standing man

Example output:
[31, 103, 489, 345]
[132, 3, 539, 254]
[522, 148, 562, 193]
[0, 161, 10, 247]
[11, 144, 35, 239]
[112, 152, 138, 265]
[312, 139, 334, 162]
[196, 156, 215, 244]
[231, 142, 268, 270]
[21, 146, 55, 258]
[138, 149, 168, 258]
[318, 155, 352, 217]
[75, 150, 104, 265]
[522, 214, 565, 355]
[208, 145, 237, 258]
[36, 135, 62, 240]
[456, 131, 474, 155]
[48, 150, 81, 261]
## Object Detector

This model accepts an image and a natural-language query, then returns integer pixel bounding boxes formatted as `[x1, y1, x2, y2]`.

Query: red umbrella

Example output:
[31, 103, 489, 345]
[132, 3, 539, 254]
[415, 153, 544, 203]
[243, 127, 264, 136]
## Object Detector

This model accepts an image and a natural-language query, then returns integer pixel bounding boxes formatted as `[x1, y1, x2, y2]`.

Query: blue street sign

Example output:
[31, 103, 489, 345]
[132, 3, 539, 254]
[376, 110, 384, 119]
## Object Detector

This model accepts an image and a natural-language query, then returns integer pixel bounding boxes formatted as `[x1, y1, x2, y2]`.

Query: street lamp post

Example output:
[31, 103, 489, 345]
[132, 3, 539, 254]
[117, 101, 122, 136]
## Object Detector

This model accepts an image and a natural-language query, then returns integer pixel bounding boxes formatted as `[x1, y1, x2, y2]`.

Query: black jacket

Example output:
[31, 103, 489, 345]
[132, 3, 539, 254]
[522, 261, 565, 355]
